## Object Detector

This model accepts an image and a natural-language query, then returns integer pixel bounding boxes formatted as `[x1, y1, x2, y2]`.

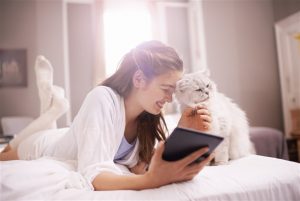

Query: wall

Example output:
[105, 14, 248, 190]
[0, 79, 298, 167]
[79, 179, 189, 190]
[0, 0, 39, 129]
[0, 0, 69, 128]
[273, 0, 300, 22]
[0, 0, 96, 131]
[201, 0, 283, 130]
[35, 0, 67, 126]
[68, 3, 94, 120]
[1, 0, 299, 133]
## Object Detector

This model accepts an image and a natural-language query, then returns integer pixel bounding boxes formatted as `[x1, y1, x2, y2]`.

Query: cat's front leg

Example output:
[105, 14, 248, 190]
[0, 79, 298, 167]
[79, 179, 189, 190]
[213, 136, 230, 165]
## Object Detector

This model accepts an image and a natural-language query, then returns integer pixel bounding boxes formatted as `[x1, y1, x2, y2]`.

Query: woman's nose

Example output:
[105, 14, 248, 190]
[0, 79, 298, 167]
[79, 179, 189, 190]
[165, 93, 173, 103]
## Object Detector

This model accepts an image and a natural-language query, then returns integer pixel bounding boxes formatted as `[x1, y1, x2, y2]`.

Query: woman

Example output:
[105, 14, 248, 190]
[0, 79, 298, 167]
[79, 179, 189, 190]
[0, 41, 213, 190]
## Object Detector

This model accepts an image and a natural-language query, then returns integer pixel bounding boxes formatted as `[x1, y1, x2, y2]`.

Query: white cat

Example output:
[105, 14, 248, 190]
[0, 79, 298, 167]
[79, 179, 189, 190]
[175, 70, 255, 165]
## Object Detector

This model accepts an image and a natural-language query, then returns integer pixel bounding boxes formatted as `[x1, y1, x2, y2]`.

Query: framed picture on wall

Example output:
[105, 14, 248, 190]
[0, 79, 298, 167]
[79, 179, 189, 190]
[0, 49, 27, 87]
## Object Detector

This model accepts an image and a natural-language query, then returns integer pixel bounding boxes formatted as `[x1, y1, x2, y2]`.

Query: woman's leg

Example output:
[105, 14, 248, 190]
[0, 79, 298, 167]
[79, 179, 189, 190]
[35, 55, 56, 128]
[0, 56, 69, 160]
[0, 86, 69, 160]
[9, 86, 69, 150]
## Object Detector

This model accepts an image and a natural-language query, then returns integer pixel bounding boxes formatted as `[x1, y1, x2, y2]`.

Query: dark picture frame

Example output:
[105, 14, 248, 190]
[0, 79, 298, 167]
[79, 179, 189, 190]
[0, 49, 27, 87]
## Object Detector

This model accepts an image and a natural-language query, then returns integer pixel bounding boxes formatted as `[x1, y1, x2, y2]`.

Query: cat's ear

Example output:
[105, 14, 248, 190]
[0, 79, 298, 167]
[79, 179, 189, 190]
[199, 68, 210, 77]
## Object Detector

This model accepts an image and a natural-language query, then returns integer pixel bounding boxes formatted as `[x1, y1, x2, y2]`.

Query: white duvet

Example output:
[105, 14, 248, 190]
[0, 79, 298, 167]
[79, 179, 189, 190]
[1, 155, 299, 201]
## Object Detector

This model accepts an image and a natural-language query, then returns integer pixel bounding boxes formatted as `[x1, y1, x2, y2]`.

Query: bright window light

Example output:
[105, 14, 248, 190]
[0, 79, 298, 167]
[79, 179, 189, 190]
[103, 5, 152, 77]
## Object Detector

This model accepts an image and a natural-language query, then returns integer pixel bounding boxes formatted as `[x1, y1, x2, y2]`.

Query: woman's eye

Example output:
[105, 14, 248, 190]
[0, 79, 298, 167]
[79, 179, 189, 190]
[161, 86, 175, 95]
[162, 88, 175, 95]
[162, 88, 170, 93]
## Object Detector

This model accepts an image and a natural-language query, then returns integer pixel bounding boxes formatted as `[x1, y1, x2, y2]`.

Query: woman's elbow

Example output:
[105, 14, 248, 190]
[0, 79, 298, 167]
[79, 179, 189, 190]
[91, 172, 117, 191]
[92, 175, 107, 191]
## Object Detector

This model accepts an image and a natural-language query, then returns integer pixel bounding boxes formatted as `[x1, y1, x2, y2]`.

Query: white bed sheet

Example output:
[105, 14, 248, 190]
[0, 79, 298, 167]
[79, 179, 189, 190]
[1, 155, 299, 201]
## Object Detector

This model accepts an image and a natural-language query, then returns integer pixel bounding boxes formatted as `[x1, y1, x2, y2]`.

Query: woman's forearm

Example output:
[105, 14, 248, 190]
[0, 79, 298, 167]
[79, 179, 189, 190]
[92, 142, 213, 191]
[92, 171, 157, 191]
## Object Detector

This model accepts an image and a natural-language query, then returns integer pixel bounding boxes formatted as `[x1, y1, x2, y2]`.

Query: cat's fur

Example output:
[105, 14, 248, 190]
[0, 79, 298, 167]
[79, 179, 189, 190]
[175, 70, 255, 165]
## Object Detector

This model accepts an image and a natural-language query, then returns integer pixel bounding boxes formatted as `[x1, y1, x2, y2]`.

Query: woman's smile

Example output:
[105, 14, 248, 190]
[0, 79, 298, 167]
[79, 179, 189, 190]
[156, 101, 165, 109]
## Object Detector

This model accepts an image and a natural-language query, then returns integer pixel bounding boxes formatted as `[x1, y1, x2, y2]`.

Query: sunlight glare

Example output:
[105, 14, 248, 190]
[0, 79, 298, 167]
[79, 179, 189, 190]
[104, 6, 152, 76]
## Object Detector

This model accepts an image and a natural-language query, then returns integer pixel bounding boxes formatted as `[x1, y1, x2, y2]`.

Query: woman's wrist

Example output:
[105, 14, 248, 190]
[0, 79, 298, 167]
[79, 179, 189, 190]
[142, 172, 156, 189]
[142, 170, 166, 189]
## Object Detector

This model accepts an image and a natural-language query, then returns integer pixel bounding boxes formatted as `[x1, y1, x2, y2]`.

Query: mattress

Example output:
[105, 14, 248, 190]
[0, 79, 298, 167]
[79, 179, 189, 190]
[1, 155, 299, 201]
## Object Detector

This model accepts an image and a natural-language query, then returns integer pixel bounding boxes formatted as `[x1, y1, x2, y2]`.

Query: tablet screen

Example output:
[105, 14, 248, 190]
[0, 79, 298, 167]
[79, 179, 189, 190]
[162, 127, 224, 163]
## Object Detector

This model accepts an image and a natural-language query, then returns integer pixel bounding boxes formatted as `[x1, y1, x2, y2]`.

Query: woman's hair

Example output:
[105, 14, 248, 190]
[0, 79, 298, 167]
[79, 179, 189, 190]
[101, 40, 183, 163]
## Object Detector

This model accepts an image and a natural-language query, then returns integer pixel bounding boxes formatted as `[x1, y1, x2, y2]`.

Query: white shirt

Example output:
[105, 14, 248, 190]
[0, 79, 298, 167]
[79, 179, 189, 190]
[49, 86, 139, 189]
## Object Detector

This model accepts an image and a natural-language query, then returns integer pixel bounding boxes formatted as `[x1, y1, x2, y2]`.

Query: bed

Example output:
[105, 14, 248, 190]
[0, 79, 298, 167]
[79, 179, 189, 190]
[1, 154, 299, 200]
[1, 114, 300, 201]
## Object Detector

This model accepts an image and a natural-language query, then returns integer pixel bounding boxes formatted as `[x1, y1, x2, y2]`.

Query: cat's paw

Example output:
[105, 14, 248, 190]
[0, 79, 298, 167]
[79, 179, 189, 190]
[212, 161, 229, 166]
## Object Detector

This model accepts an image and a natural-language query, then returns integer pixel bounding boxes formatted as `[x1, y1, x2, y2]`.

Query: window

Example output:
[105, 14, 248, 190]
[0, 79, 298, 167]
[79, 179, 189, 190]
[103, 2, 152, 77]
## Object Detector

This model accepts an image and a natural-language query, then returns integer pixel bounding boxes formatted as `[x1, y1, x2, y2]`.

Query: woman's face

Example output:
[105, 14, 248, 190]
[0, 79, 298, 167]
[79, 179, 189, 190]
[137, 70, 183, 115]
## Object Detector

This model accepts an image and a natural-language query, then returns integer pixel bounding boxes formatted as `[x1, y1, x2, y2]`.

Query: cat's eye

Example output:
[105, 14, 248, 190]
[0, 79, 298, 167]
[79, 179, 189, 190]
[206, 83, 210, 88]
[196, 88, 203, 92]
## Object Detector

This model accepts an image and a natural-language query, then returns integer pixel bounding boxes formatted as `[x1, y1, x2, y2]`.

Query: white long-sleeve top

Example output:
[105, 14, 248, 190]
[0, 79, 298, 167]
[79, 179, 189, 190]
[47, 86, 139, 189]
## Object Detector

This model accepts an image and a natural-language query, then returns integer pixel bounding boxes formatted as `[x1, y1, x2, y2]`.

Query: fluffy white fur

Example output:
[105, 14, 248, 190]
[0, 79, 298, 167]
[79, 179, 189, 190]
[175, 70, 255, 165]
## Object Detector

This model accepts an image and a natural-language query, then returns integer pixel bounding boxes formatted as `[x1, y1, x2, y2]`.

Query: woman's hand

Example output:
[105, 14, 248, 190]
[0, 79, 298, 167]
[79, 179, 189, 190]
[144, 141, 214, 188]
[178, 105, 212, 132]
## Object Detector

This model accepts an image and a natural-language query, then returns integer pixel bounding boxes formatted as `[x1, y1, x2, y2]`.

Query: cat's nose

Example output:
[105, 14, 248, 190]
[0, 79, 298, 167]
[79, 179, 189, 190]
[205, 92, 209, 95]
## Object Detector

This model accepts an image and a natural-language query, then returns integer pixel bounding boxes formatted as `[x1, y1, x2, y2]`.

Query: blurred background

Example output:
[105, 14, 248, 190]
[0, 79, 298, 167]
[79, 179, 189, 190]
[0, 0, 299, 138]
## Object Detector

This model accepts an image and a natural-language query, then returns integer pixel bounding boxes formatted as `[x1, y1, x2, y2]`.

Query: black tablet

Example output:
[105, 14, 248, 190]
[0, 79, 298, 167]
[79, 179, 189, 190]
[162, 127, 224, 163]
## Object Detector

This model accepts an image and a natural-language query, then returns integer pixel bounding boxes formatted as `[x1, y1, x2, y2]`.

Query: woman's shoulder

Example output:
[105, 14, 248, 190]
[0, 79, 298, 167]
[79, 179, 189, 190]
[90, 85, 115, 94]
[87, 86, 122, 104]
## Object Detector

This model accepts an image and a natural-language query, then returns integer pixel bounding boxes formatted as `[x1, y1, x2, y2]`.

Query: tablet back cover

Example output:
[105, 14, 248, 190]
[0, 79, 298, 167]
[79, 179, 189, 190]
[162, 127, 223, 161]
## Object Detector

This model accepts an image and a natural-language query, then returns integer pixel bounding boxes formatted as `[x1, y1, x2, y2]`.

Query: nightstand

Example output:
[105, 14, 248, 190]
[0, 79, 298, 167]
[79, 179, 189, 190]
[288, 132, 300, 162]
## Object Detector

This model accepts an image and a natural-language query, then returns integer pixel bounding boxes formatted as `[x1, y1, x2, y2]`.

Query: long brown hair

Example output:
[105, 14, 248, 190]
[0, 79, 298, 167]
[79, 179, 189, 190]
[101, 41, 183, 163]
